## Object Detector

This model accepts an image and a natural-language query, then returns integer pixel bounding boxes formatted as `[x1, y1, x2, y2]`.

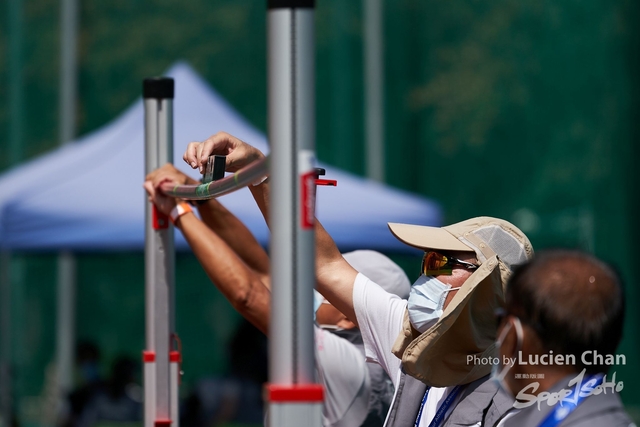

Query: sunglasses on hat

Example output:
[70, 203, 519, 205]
[421, 251, 480, 276]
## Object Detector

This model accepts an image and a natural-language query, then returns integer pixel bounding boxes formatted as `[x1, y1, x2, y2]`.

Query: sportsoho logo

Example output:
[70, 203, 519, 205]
[514, 368, 624, 410]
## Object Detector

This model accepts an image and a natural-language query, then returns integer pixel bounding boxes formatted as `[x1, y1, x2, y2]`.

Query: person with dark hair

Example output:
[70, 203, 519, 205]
[494, 249, 634, 426]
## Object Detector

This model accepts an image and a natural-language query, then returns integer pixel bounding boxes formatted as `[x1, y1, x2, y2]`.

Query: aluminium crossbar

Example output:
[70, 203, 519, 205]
[159, 155, 269, 200]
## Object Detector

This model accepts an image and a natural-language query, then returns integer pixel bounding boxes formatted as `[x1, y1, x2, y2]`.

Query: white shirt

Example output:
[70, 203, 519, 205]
[315, 325, 371, 427]
[353, 273, 476, 427]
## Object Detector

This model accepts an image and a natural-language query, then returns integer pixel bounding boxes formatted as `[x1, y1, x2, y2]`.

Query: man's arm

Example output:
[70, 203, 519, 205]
[314, 219, 359, 325]
[197, 198, 270, 283]
[176, 212, 271, 333]
[144, 174, 271, 334]
[185, 134, 359, 325]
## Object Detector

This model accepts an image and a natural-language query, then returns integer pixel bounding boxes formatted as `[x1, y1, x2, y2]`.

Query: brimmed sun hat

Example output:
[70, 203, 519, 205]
[388, 217, 533, 387]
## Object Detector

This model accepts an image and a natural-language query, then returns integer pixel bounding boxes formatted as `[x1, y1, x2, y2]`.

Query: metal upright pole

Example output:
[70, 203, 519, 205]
[266, 1, 323, 426]
[364, 0, 384, 182]
[143, 77, 177, 427]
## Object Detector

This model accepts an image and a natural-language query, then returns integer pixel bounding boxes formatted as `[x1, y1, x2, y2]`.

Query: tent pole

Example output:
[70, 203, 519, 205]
[55, 0, 79, 413]
[55, 253, 76, 398]
[266, 1, 323, 425]
[59, 0, 78, 149]
[143, 77, 177, 427]
[8, 0, 24, 166]
[364, 0, 384, 182]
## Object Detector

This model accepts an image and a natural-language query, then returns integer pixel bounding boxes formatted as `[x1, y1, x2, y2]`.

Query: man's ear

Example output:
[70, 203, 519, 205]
[521, 326, 544, 355]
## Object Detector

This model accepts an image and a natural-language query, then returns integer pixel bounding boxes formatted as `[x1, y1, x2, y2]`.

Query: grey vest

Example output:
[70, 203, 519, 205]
[385, 371, 514, 427]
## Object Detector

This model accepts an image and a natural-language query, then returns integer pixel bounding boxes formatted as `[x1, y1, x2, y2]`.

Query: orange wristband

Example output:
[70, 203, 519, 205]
[170, 202, 193, 225]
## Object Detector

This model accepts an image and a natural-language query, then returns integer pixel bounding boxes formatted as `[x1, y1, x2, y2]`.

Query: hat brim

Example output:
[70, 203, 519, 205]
[387, 223, 473, 252]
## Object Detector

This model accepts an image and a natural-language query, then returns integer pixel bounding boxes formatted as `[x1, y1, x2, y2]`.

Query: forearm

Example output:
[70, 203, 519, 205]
[197, 197, 270, 279]
[248, 179, 270, 226]
[175, 212, 271, 334]
[314, 220, 359, 325]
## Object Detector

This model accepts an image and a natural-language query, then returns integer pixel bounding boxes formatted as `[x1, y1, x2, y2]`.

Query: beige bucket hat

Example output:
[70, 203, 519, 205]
[387, 216, 533, 387]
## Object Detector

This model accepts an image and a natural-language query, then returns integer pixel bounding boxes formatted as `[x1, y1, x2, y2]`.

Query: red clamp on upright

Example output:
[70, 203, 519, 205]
[142, 351, 156, 363]
[314, 168, 337, 187]
[154, 420, 172, 427]
[152, 205, 169, 230]
[170, 350, 182, 385]
[266, 384, 324, 403]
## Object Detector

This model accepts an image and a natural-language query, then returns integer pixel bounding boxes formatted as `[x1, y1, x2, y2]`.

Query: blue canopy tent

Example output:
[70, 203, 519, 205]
[0, 62, 441, 252]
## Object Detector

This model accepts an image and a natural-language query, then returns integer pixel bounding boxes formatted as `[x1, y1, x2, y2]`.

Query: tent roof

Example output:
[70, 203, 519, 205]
[0, 62, 441, 253]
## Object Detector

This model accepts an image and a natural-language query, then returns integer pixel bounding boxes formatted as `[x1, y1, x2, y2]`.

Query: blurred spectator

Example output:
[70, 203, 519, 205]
[75, 356, 142, 427]
[60, 341, 105, 427]
[181, 318, 268, 426]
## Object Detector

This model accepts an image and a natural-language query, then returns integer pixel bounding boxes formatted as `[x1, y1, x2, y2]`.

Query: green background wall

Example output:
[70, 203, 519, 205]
[1, 0, 639, 423]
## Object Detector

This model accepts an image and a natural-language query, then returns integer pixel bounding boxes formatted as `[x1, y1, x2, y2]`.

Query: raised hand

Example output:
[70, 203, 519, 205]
[183, 132, 265, 174]
[143, 167, 182, 216]
[145, 163, 198, 186]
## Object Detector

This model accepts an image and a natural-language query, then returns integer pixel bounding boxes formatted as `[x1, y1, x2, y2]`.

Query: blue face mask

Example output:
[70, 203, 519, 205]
[491, 317, 523, 399]
[407, 275, 460, 333]
[313, 290, 323, 322]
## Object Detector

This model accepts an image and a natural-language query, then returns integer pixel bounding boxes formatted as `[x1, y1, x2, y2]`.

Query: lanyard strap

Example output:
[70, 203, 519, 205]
[414, 385, 462, 427]
[538, 374, 604, 427]
[414, 387, 430, 427]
